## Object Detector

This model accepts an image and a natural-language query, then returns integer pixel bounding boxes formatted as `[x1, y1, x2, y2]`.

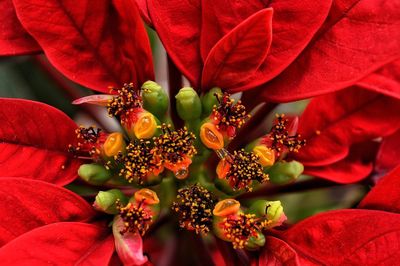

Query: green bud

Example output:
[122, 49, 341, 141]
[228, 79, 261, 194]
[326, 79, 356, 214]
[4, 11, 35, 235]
[247, 200, 270, 217]
[201, 87, 222, 117]
[267, 160, 304, 185]
[175, 87, 202, 121]
[266, 201, 286, 228]
[246, 232, 265, 250]
[93, 189, 128, 214]
[142, 81, 169, 119]
[78, 164, 113, 185]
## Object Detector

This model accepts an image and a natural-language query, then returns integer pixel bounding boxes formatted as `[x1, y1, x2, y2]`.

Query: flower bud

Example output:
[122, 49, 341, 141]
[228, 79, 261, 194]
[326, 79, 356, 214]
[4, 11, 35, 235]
[78, 163, 112, 185]
[253, 145, 275, 167]
[103, 132, 126, 157]
[134, 188, 160, 205]
[267, 160, 304, 185]
[132, 110, 158, 139]
[201, 87, 222, 117]
[266, 201, 287, 228]
[175, 87, 202, 121]
[142, 81, 169, 119]
[200, 122, 224, 150]
[93, 189, 128, 214]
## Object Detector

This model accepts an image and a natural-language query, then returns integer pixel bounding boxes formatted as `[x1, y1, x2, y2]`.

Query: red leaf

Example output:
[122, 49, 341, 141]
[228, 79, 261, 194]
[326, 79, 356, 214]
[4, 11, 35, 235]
[201, 0, 332, 92]
[375, 129, 400, 173]
[359, 166, 400, 213]
[148, 0, 202, 86]
[258, 236, 301, 266]
[0, 178, 95, 246]
[0, 98, 81, 185]
[357, 60, 400, 99]
[201, 9, 273, 90]
[12, 0, 154, 93]
[245, 0, 400, 102]
[0, 222, 114, 265]
[293, 87, 400, 167]
[279, 209, 400, 265]
[0, 0, 41, 56]
[135, 0, 152, 27]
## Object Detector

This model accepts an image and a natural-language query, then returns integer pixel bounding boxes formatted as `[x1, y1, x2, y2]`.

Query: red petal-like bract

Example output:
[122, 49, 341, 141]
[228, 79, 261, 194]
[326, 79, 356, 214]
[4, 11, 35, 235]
[0, 178, 95, 246]
[278, 210, 400, 265]
[294, 87, 400, 168]
[201, 0, 332, 92]
[135, 0, 152, 27]
[375, 129, 400, 174]
[148, 0, 202, 87]
[0, 98, 81, 185]
[201, 9, 273, 90]
[246, 0, 400, 102]
[359, 166, 400, 213]
[0, 223, 114, 265]
[0, 0, 41, 56]
[257, 237, 300, 266]
[12, 0, 154, 93]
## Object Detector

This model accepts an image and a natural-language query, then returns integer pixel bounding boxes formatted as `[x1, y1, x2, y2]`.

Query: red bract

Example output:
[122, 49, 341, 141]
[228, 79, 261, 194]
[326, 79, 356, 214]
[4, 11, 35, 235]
[244, 0, 400, 103]
[0, 0, 40, 56]
[292, 87, 400, 183]
[375, 129, 400, 174]
[11, 0, 154, 93]
[0, 98, 81, 185]
[256, 166, 400, 265]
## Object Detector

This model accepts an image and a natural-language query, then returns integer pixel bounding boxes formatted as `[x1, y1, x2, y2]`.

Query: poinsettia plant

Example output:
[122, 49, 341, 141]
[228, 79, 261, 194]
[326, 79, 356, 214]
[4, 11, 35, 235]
[0, 0, 399, 265]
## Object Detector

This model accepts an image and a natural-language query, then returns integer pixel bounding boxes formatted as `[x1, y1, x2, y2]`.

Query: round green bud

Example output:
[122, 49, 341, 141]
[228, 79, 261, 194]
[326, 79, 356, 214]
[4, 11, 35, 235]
[201, 87, 222, 117]
[267, 160, 304, 185]
[175, 87, 202, 121]
[93, 189, 128, 214]
[142, 81, 169, 119]
[78, 163, 113, 185]
[246, 232, 266, 250]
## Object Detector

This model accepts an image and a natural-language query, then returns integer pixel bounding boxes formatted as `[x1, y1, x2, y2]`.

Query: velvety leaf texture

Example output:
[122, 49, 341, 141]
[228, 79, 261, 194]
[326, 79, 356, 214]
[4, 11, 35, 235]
[246, 0, 400, 102]
[135, 0, 152, 27]
[294, 87, 400, 167]
[279, 210, 400, 265]
[258, 237, 301, 266]
[148, 0, 202, 86]
[375, 129, 400, 173]
[359, 166, 400, 213]
[0, 0, 41, 56]
[0, 223, 114, 265]
[202, 8, 273, 90]
[0, 178, 95, 246]
[12, 0, 154, 92]
[0, 98, 81, 185]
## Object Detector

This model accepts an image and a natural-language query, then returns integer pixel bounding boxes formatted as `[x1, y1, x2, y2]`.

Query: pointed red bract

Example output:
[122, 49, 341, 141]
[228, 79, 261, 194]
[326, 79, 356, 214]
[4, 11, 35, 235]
[245, 0, 400, 102]
[375, 129, 400, 174]
[202, 9, 273, 90]
[0, 223, 114, 265]
[201, 0, 332, 92]
[258, 236, 301, 266]
[12, 0, 154, 93]
[358, 60, 400, 99]
[359, 166, 400, 213]
[278, 210, 400, 265]
[0, 98, 81, 185]
[148, 0, 202, 87]
[135, 0, 153, 27]
[0, 0, 41, 56]
[294, 87, 400, 167]
[0, 178, 95, 246]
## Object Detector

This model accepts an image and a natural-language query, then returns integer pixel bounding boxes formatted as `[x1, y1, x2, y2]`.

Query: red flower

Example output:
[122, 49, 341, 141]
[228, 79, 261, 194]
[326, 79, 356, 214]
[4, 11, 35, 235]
[255, 166, 400, 265]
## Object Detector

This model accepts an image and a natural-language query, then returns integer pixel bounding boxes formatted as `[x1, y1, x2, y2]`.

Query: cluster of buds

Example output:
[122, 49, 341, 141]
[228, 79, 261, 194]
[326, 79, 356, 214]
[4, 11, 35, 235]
[70, 81, 305, 252]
